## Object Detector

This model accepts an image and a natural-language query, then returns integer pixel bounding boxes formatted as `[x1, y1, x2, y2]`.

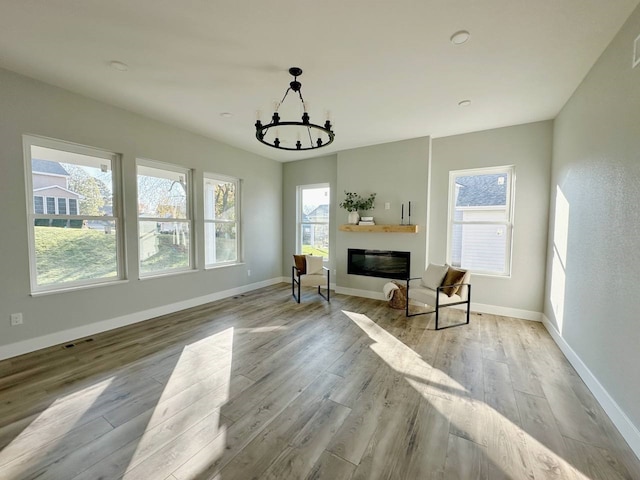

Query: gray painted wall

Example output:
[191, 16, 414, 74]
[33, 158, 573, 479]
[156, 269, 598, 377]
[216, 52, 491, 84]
[544, 5, 640, 428]
[431, 121, 553, 314]
[281, 154, 337, 275]
[0, 67, 282, 348]
[336, 138, 430, 293]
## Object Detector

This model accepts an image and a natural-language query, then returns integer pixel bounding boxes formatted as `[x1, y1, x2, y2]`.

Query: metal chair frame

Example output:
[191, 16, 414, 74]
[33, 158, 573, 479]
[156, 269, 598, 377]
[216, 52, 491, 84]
[405, 277, 471, 330]
[292, 265, 330, 303]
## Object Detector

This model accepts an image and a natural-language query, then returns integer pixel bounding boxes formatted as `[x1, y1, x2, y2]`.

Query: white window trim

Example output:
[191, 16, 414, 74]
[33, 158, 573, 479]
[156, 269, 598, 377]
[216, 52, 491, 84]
[297, 183, 331, 262]
[446, 165, 516, 277]
[136, 158, 195, 278]
[23, 134, 125, 294]
[203, 172, 242, 268]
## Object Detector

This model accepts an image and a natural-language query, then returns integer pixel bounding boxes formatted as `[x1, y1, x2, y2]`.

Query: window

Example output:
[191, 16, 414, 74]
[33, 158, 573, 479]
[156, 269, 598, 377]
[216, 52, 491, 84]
[34, 196, 44, 214]
[137, 160, 193, 277]
[297, 184, 330, 260]
[46, 197, 56, 214]
[57, 198, 67, 215]
[69, 198, 78, 215]
[204, 174, 240, 267]
[447, 166, 515, 276]
[23, 135, 123, 292]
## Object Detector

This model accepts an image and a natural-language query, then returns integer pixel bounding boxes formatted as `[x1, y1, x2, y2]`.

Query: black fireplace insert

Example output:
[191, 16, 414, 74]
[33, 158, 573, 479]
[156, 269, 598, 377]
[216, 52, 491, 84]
[347, 249, 410, 280]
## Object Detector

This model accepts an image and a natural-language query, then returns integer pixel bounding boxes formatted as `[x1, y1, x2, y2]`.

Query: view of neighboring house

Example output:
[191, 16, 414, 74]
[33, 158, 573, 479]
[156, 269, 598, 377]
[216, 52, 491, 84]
[451, 173, 508, 273]
[32, 159, 81, 218]
[302, 203, 329, 254]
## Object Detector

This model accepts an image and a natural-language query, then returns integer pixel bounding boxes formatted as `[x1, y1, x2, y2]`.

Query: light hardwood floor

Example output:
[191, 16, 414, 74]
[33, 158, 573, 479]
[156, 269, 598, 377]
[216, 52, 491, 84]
[0, 283, 638, 480]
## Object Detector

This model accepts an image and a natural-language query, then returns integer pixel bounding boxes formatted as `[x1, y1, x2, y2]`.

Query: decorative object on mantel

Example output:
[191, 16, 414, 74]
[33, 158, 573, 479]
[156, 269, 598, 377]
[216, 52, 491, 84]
[400, 201, 412, 225]
[359, 216, 375, 225]
[254, 67, 335, 151]
[339, 191, 377, 225]
[339, 224, 418, 233]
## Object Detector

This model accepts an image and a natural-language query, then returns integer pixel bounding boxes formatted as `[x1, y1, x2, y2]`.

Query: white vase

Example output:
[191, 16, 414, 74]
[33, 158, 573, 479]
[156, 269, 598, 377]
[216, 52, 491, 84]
[348, 211, 360, 225]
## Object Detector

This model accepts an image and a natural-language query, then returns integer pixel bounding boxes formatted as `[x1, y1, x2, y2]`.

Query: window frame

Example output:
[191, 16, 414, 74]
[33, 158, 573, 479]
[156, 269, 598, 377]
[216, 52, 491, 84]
[203, 172, 242, 268]
[296, 183, 331, 262]
[23, 134, 125, 294]
[136, 158, 194, 278]
[446, 165, 516, 277]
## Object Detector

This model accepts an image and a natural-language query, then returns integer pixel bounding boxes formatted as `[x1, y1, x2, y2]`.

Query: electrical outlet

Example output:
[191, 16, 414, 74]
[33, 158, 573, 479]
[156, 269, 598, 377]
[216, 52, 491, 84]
[10, 313, 23, 326]
[247, 269, 251, 277]
[385, 202, 391, 210]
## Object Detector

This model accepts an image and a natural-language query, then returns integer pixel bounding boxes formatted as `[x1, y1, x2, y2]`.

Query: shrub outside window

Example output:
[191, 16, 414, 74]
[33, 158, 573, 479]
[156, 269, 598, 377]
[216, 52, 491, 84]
[204, 174, 241, 267]
[23, 135, 123, 292]
[137, 160, 193, 277]
[447, 166, 515, 276]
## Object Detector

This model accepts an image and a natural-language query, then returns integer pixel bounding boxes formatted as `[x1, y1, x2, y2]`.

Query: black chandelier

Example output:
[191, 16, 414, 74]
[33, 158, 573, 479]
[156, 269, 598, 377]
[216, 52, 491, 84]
[255, 67, 334, 151]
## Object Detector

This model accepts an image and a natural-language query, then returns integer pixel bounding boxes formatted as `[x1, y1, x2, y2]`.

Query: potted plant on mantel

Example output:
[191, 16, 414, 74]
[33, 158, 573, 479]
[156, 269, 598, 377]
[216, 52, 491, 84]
[339, 191, 377, 225]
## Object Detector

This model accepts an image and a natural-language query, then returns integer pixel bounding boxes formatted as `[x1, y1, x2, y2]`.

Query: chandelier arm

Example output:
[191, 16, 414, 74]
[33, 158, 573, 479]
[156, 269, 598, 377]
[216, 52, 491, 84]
[307, 125, 313, 147]
[298, 90, 306, 111]
[278, 87, 292, 110]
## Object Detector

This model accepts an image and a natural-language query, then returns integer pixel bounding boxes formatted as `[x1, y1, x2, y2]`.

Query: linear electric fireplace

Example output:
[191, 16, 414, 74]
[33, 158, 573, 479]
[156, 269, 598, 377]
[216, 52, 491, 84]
[347, 249, 410, 280]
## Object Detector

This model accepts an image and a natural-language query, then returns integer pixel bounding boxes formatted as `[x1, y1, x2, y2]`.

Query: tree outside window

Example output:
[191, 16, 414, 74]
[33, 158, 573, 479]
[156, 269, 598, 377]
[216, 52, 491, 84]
[204, 174, 240, 267]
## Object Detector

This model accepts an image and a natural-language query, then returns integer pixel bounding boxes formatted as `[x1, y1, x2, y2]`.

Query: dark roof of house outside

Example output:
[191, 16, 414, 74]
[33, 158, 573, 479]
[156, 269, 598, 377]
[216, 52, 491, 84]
[32, 159, 70, 176]
[456, 173, 507, 207]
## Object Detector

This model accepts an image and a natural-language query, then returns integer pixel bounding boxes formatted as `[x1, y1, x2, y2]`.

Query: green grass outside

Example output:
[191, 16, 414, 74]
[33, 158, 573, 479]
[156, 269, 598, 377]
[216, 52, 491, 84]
[35, 226, 118, 285]
[302, 245, 329, 258]
[139, 233, 189, 274]
[35, 226, 188, 285]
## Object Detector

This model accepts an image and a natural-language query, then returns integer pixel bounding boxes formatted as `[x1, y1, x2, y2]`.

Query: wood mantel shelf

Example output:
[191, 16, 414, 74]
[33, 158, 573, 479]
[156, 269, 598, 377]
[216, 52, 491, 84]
[339, 224, 419, 233]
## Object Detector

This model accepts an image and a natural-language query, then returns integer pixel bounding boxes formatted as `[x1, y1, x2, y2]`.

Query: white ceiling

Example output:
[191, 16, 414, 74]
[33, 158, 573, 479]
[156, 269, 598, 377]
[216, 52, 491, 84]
[1, 1, 638, 162]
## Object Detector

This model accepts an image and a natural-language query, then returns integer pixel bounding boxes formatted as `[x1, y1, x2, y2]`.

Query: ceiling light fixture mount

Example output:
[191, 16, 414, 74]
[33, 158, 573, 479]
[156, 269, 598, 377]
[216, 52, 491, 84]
[450, 30, 470, 45]
[255, 67, 334, 151]
[109, 60, 129, 71]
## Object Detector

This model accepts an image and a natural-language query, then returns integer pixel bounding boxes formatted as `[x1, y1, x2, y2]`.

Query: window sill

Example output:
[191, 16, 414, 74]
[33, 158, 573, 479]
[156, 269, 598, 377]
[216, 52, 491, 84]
[139, 268, 198, 281]
[466, 272, 512, 279]
[205, 262, 245, 271]
[30, 279, 129, 297]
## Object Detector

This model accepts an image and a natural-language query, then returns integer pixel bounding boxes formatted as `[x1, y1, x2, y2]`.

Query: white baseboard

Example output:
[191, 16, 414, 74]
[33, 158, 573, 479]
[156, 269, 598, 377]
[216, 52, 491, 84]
[334, 286, 386, 301]
[463, 302, 542, 322]
[0, 277, 285, 361]
[542, 314, 640, 459]
[334, 287, 541, 321]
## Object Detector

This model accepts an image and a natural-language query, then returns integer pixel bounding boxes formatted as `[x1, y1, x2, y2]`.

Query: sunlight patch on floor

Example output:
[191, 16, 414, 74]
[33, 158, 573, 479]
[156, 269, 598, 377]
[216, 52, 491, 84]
[122, 328, 234, 476]
[0, 376, 115, 475]
[344, 309, 590, 480]
[342, 310, 467, 398]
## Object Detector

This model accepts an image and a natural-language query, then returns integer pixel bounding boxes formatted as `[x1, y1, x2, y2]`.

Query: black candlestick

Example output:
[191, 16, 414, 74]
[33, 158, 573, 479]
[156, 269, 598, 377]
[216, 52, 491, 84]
[408, 201, 412, 225]
[401, 203, 404, 224]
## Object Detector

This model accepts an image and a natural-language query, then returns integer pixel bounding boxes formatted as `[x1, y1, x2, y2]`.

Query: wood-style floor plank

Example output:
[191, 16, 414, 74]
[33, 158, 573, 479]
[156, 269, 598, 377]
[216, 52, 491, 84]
[443, 433, 488, 480]
[0, 283, 637, 480]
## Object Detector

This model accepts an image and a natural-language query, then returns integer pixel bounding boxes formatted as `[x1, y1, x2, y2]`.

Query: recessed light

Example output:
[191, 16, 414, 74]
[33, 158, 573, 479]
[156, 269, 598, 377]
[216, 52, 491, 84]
[450, 30, 470, 45]
[220, 112, 233, 118]
[458, 99, 471, 107]
[109, 61, 129, 72]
